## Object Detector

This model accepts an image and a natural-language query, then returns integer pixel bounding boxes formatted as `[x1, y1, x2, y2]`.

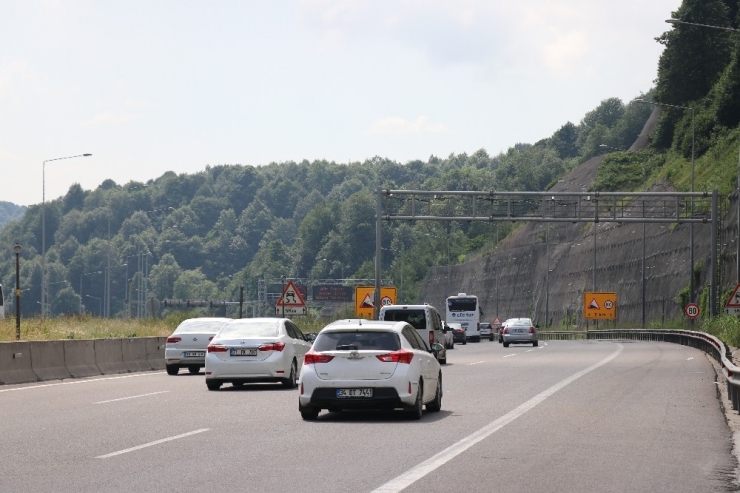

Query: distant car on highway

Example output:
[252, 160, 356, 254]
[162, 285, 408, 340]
[205, 318, 312, 390]
[441, 324, 454, 349]
[501, 318, 538, 347]
[298, 319, 443, 420]
[479, 322, 494, 341]
[449, 322, 466, 345]
[165, 317, 231, 375]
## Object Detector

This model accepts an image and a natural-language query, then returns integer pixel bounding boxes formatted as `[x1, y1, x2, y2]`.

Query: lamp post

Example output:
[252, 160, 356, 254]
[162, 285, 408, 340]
[42, 153, 92, 317]
[665, 18, 740, 285]
[636, 98, 695, 306]
[85, 295, 102, 317]
[80, 270, 102, 314]
[14, 244, 21, 340]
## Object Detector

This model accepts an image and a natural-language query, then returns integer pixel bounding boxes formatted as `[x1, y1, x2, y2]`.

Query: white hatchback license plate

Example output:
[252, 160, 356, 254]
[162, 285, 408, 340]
[336, 388, 373, 398]
[183, 351, 205, 358]
[231, 348, 258, 356]
[514, 329, 526, 333]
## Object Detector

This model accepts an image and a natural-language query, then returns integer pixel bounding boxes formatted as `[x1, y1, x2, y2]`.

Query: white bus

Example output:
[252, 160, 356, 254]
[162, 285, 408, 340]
[446, 293, 480, 342]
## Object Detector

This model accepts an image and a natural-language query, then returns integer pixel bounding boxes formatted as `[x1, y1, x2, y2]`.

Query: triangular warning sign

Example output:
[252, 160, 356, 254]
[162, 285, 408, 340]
[588, 298, 600, 310]
[726, 283, 740, 308]
[360, 293, 374, 308]
[276, 280, 306, 307]
[492, 316, 501, 326]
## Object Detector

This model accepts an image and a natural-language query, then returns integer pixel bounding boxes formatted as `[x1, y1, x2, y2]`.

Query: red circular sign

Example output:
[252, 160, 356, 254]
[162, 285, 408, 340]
[684, 303, 700, 319]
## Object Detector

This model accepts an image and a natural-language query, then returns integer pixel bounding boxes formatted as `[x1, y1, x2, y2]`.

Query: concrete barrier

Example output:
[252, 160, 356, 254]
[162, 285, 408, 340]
[146, 337, 166, 370]
[122, 338, 152, 372]
[94, 339, 128, 375]
[30, 341, 71, 381]
[0, 342, 38, 385]
[63, 340, 101, 378]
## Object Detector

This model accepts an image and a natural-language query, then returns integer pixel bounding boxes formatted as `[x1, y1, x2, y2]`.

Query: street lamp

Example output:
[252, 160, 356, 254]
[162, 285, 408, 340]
[665, 18, 740, 285]
[80, 270, 102, 314]
[85, 294, 102, 317]
[636, 98, 695, 307]
[14, 244, 21, 340]
[42, 153, 92, 317]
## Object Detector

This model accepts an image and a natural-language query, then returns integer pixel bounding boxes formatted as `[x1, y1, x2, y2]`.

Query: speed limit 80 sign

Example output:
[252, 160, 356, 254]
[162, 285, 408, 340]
[684, 303, 700, 319]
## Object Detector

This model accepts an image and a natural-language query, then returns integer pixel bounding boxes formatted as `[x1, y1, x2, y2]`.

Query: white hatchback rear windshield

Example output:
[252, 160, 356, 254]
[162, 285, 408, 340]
[382, 309, 426, 331]
[314, 331, 401, 352]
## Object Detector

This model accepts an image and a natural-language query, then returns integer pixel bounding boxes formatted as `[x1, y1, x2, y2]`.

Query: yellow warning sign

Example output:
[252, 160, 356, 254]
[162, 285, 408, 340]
[355, 286, 397, 319]
[583, 292, 617, 320]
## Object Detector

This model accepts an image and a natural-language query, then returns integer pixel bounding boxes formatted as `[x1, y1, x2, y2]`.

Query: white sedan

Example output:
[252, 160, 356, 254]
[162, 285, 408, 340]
[298, 319, 443, 420]
[205, 318, 312, 390]
[165, 317, 231, 375]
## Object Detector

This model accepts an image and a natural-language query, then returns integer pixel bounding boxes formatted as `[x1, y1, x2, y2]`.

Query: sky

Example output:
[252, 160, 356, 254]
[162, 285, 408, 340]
[1, 0, 682, 207]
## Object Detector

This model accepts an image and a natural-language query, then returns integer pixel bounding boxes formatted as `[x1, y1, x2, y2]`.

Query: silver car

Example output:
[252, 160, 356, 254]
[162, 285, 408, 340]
[501, 318, 538, 347]
[165, 317, 231, 375]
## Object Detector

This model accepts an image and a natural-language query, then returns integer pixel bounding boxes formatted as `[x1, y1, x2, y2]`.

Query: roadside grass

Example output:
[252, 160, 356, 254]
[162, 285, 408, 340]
[0, 307, 355, 342]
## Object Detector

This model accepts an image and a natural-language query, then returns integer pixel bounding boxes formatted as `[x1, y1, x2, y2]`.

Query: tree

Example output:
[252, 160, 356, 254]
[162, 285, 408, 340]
[149, 254, 182, 300]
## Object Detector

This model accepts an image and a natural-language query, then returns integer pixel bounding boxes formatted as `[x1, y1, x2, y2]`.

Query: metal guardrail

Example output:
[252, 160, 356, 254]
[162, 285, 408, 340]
[539, 329, 740, 413]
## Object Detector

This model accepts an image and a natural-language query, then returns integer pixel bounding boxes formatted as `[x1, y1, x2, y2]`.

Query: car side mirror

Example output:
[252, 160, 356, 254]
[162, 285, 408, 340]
[430, 342, 444, 352]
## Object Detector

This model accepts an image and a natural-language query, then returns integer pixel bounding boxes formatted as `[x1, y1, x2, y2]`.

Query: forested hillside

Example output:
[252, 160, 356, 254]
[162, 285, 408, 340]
[0, 95, 650, 317]
[0, 201, 26, 229]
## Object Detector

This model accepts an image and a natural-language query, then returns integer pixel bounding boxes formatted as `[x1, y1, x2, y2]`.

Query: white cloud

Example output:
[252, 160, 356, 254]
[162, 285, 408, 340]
[81, 112, 136, 127]
[368, 116, 447, 137]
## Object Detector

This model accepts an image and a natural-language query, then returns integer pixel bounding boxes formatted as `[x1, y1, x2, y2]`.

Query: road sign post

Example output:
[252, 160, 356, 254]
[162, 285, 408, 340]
[684, 303, 700, 320]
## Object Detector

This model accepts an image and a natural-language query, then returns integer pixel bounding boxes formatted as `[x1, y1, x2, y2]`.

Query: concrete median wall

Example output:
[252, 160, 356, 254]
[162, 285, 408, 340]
[0, 337, 166, 385]
[30, 341, 71, 381]
[0, 342, 38, 385]
[122, 338, 152, 372]
[64, 340, 101, 378]
[146, 337, 166, 370]
[94, 339, 128, 375]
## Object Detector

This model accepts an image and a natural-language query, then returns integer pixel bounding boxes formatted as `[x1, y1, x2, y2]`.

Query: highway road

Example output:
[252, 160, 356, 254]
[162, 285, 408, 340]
[0, 340, 736, 492]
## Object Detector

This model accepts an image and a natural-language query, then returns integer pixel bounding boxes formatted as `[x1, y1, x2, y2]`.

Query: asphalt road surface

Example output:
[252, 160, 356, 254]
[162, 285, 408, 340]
[0, 340, 736, 492]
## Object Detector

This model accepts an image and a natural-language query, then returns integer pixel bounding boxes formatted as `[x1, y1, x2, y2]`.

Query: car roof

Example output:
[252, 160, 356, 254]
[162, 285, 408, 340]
[321, 319, 409, 333]
[380, 304, 438, 311]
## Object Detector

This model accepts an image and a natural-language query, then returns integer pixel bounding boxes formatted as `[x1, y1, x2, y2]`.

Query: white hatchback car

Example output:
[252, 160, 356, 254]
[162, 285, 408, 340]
[205, 318, 312, 390]
[165, 317, 231, 375]
[298, 319, 444, 420]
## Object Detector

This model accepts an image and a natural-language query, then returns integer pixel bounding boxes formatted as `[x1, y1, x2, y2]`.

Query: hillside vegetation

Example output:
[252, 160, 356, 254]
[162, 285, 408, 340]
[2, 0, 740, 343]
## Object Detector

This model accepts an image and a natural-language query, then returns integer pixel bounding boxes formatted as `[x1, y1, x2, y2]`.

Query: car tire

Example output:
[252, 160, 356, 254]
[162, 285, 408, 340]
[503, 341, 509, 348]
[490, 335, 494, 342]
[166, 364, 179, 376]
[300, 404, 319, 420]
[282, 360, 298, 389]
[439, 352, 447, 365]
[533, 340, 539, 347]
[498, 337, 503, 344]
[462, 340, 467, 345]
[206, 379, 222, 391]
[406, 380, 424, 420]
[187, 365, 200, 374]
[426, 374, 442, 412]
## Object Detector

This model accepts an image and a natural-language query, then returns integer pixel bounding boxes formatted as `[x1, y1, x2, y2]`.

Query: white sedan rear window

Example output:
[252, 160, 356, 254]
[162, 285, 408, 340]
[174, 319, 228, 334]
[217, 320, 279, 338]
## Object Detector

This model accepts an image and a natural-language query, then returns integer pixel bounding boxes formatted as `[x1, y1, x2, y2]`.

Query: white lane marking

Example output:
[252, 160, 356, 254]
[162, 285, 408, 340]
[503, 354, 516, 358]
[94, 391, 170, 405]
[372, 344, 624, 493]
[526, 349, 534, 353]
[467, 361, 485, 366]
[687, 357, 694, 361]
[96, 429, 209, 459]
[0, 372, 161, 393]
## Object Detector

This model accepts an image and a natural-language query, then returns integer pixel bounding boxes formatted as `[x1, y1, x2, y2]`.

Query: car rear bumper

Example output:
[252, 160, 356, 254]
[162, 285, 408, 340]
[302, 387, 409, 410]
[503, 335, 537, 343]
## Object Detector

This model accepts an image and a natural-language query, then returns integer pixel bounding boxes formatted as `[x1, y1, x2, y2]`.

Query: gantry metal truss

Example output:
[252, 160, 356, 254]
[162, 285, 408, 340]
[373, 188, 720, 318]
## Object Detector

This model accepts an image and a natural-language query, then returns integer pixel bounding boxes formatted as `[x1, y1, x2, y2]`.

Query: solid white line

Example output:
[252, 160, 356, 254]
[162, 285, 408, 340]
[503, 354, 516, 358]
[371, 344, 623, 493]
[96, 429, 209, 459]
[0, 372, 161, 393]
[94, 391, 170, 404]
[467, 361, 485, 366]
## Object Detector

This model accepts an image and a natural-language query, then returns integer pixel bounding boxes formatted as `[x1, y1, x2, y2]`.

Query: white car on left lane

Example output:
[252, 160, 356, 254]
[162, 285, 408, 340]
[205, 318, 312, 391]
[165, 317, 231, 375]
